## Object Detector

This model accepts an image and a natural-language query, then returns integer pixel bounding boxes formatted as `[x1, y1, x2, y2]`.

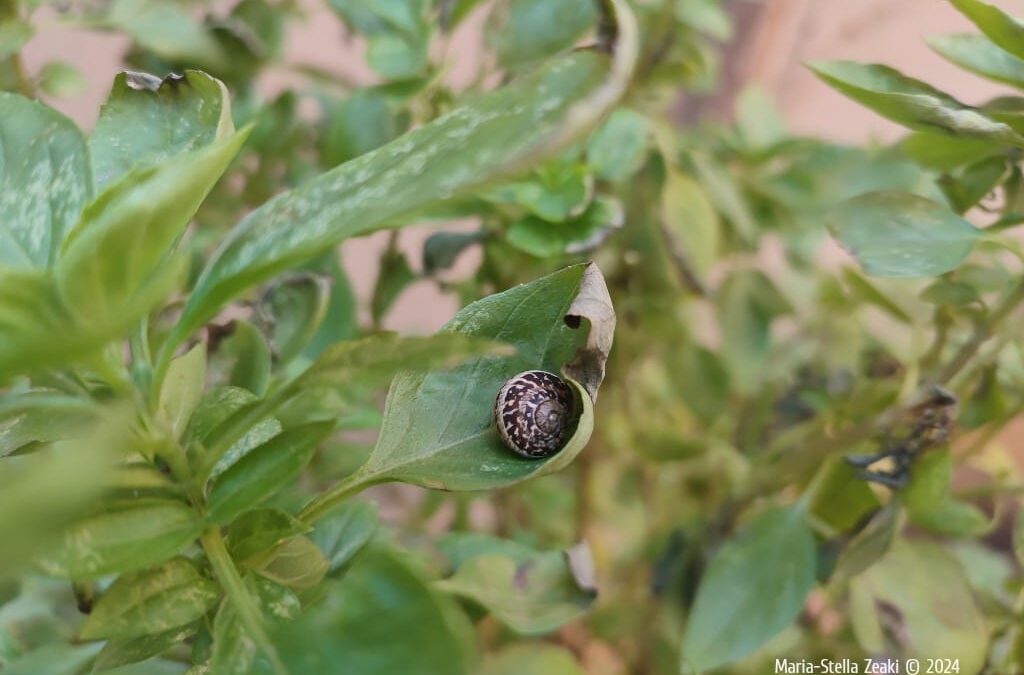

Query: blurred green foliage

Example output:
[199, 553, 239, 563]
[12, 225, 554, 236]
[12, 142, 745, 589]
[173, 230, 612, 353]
[3, 0, 1024, 674]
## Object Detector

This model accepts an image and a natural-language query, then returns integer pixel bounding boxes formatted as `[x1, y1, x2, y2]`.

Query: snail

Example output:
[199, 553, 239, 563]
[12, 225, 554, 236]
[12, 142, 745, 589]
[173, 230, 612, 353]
[493, 370, 579, 458]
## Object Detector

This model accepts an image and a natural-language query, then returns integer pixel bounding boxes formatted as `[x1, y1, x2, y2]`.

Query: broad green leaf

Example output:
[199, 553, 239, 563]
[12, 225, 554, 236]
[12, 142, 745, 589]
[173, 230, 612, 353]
[950, 0, 1024, 62]
[0, 93, 92, 270]
[158, 342, 206, 440]
[43, 498, 202, 578]
[173, 33, 637, 347]
[849, 540, 988, 673]
[107, 0, 227, 70]
[0, 393, 95, 457]
[254, 535, 329, 590]
[206, 423, 334, 524]
[680, 506, 816, 673]
[327, 0, 429, 79]
[93, 624, 197, 670]
[80, 557, 219, 640]
[210, 576, 300, 675]
[1, 643, 102, 675]
[661, 169, 720, 281]
[675, 0, 732, 40]
[900, 132, 1001, 171]
[479, 644, 585, 675]
[187, 386, 282, 478]
[828, 191, 981, 277]
[90, 70, 233, 189]
[903, 448, 952, 515]
[809, 60, 1023, 145]
[260, 547, 473, 675]
[492, 0, 597, 71]
[310, 499, 379, 575]
[347, 264, 612, 492]
[0, 425, 116, 572]
[928, 33, 1024, 90]
[226, 508, 309, 564]
[57, 129, 249, 321]
[690, 152, 757, 242]
[436, 535, 596, 634]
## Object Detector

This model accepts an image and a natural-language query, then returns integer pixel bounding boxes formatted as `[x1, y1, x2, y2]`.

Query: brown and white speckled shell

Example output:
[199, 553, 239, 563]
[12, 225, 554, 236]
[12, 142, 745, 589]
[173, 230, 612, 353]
[493, 370, 577, 458]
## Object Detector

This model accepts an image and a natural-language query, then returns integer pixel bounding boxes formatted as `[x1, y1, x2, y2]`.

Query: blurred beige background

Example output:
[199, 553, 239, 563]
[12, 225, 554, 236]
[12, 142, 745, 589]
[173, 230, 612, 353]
[18, 0, 1018, 331]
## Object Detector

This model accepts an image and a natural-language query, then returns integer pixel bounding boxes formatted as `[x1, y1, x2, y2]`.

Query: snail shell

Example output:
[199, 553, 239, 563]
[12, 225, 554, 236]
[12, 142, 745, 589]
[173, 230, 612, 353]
[493, 370, 578, 458]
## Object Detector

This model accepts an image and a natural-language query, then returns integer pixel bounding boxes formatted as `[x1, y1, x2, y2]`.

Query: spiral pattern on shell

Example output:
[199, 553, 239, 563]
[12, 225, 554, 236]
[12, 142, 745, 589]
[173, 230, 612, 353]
[493, 370, 578, 458]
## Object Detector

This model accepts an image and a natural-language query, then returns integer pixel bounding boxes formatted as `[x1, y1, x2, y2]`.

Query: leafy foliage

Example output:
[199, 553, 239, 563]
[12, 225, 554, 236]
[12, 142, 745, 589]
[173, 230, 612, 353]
[3, 0, 1024, 673]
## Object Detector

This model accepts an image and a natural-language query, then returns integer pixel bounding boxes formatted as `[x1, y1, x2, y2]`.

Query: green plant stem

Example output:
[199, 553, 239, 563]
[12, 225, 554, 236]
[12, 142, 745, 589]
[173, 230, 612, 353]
[935, 275, 1024, 386]
[200, 527, 288, 675]
[297, 472, 379, 525]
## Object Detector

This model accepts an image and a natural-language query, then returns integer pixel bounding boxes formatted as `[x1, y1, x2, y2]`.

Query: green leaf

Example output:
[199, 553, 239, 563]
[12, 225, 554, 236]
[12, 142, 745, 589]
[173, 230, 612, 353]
[371, 244, 416, 326]
[950, 0, 1024, 62]
[422, 231, 483, 275]
[108, 0, 228, 70]
[302, 252, 358, 359]
[828, 191, 981, 277]
[310, 499, 379, 575]
[56, 128, 249, 322]
[206, 423, 334, 524]
[187, 386, 282, 477]
[680, 506, 816, 673]
[832, 502, 901, 582]
[0, 18, 33, 59]
[173, 43, 635, 346]
[492, 0, 597, 71]
[208, 320, 272, 395]
[323, 89, 404, 166]
[158, 342, 206, 440]
[807, 457, 880, 533]
[1, 643, 102, 675]
[939, 155, 1007, 213]
[929, 33, 1024, 90]
[661, 169, 720, 281]
[479, 644, 584, 675]
[262, 273, 330, 365]
[0, 424, 117, 572]
[90, 70, 233, 189]
[903, 448, 952, 515]
[80, 557, 220, 640]
[809, 60, 1023, 144]
[93, 624, 198, 670]
[849, 540, 988, 673]
[226, 507, 309, 563]
[261, 546, 473, 675]
[36, 61, 86, 98]
[44, 498, 202, 578]
[900, 132, 1001, 171]
[210, 576, 300, 675]
[0, 393, 95, 457]
[349, 263, 612, 492]
[585, 108, 649, 182]
[0, 93, 92, 270]
[254, 535, 329, 590]
[436, 535, 596, 634]
[506, 196, 623, 258]
[490, 159, 593, 222]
